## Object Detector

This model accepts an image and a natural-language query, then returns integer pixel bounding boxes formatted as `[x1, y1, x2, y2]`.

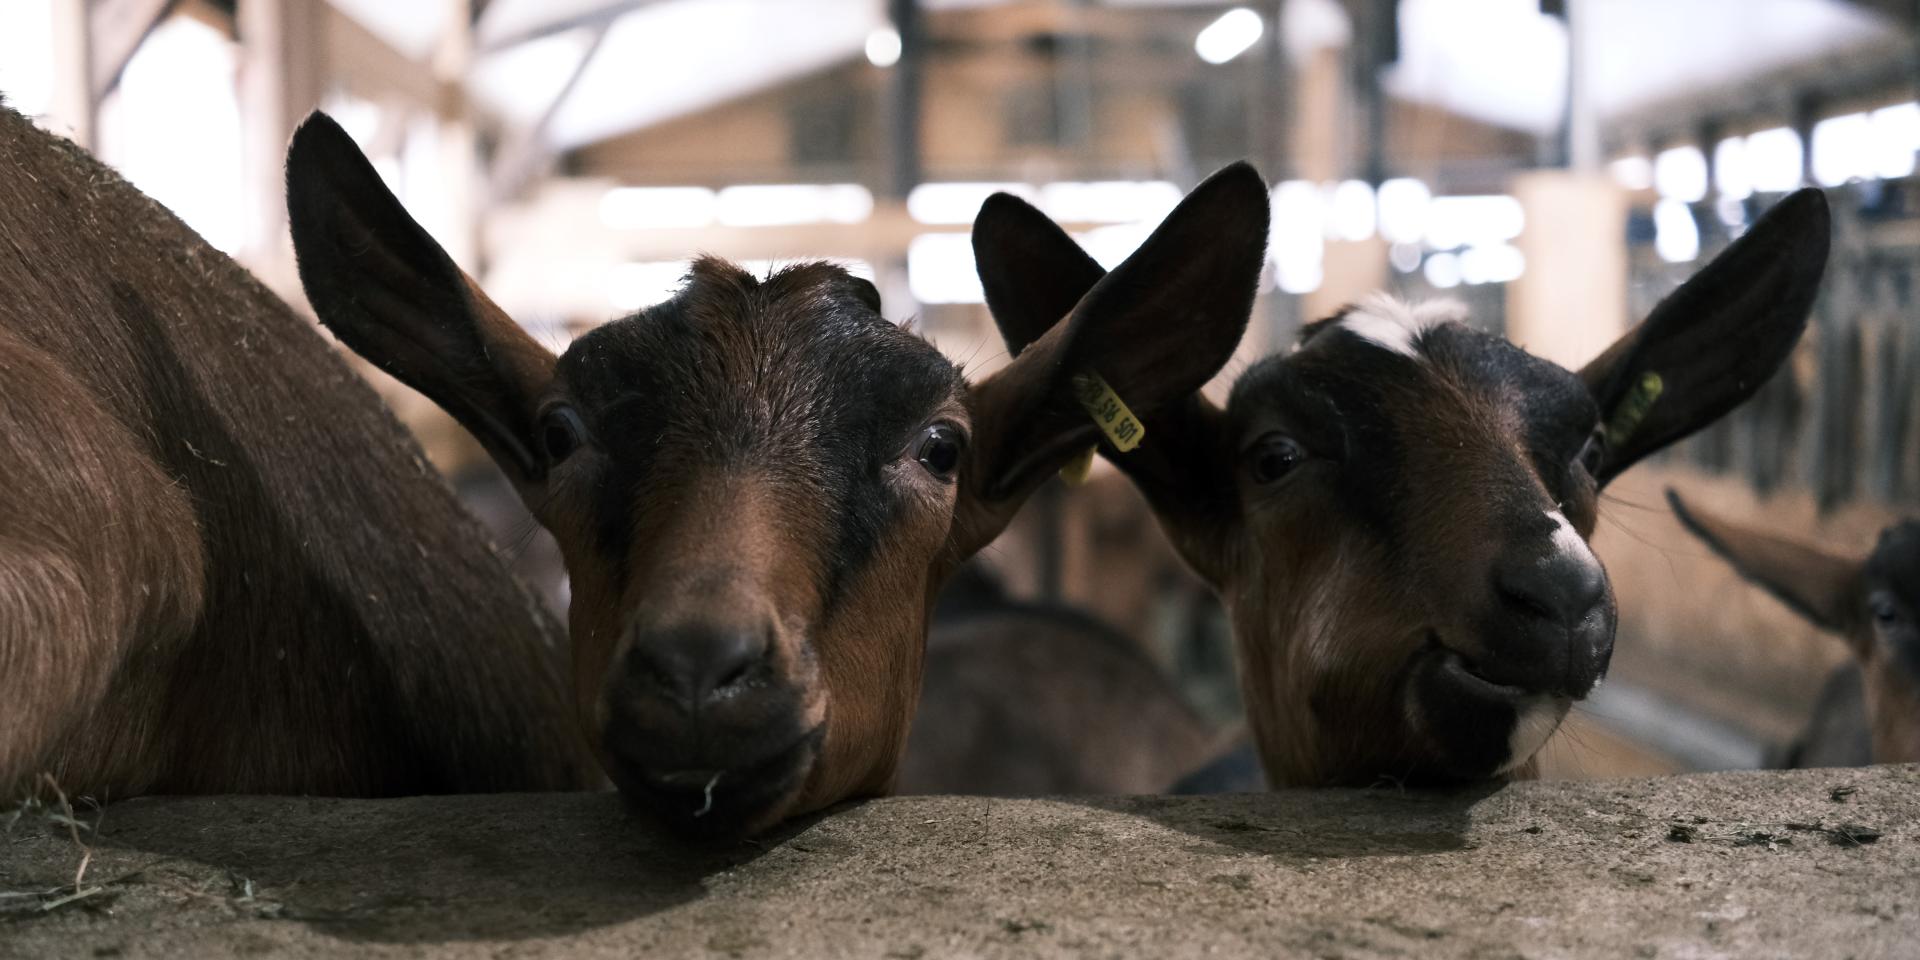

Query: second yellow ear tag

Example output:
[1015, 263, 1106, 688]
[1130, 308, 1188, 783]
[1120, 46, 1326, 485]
[1059, 445, 1097, 485]
[1604, 371, 1664, 449]
[1071, 371, 1146, 453]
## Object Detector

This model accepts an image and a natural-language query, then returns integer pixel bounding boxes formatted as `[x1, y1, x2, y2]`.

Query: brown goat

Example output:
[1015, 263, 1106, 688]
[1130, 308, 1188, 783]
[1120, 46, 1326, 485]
[899, 570, 1221, 795]
[284, 112, 1270, 834]
[974, 186, 1831, 788]
[0, 105, 593, 800]
[1669, 492, 1920, 765]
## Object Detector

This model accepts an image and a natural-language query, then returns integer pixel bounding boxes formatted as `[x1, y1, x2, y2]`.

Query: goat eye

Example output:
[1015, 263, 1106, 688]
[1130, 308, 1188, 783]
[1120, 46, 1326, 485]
[1870, 593, 1900, 625]
[1247, 433, 1305, 485]
[1576, 428, 1607, 476]
[913, 423, 965, 480]
[540, 406, 588, 462]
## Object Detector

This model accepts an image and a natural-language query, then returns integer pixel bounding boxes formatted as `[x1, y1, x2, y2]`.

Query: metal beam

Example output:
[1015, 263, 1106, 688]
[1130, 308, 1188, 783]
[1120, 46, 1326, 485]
[326, 5, 454, 111]
[88, 0, 177, 97]
[477, 0, 664, 54]
[236, 0, 327, 281]
[887, 0, 924, 199]
[1828, 0, 1916, 27]
[489, 25, 610, 203]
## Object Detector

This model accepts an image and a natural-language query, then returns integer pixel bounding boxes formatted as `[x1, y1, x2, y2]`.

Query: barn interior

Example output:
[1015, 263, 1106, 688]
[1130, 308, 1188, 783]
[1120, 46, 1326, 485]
[4, 0, 1916, 783]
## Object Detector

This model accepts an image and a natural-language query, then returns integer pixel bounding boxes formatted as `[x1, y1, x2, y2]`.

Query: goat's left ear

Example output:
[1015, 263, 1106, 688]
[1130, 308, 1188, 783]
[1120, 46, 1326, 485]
[1667, 489, 1863, 633]
[951, 162, 1269, 560]
[286, 111, 556, 488]
[1579, 188, 1829, 487]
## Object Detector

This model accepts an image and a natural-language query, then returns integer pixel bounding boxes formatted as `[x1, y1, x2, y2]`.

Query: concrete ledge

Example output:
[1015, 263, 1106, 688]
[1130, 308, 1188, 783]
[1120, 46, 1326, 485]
[3, 766, 1916, 958]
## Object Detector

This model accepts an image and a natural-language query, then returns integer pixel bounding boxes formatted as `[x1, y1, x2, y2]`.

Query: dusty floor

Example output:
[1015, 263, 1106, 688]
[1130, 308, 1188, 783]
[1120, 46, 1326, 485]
[2, 766, 1915, 959]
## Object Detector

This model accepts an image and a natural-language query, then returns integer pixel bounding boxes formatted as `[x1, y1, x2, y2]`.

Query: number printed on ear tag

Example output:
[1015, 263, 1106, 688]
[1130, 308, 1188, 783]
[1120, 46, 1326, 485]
[1071, 370, 1145, 453]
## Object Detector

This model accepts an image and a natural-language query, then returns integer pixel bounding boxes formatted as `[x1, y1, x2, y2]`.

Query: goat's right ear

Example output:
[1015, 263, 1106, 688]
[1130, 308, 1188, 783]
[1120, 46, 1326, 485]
[286, 111, 556, 486]
[954, 162, 1268, 559]
[972, 192, 1107, 356]
[1667, 489, 1863, 633]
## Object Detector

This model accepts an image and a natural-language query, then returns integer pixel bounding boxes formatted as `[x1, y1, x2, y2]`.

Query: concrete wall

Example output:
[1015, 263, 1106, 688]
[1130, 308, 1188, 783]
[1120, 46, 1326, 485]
[4, 766, 1914, 957]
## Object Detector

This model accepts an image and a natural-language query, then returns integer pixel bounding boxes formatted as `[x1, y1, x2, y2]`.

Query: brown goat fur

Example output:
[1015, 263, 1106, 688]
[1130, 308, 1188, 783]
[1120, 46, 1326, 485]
[0, 104, 594, 800]
[900, 600, 1221, 795]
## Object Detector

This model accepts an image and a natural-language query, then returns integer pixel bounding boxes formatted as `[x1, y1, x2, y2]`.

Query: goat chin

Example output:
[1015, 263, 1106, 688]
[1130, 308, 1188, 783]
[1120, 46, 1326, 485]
[1495, 699, 1571, 776]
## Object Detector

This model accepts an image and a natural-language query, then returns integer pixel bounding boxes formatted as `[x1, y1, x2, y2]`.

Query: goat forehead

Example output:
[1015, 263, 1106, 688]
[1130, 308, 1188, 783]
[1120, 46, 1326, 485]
[560, 267, 960, 606]
[1868, 523, 1920, 602]
[1316, 294, 1466, 360]
[1261, 322, 1596, 448]
[1229, 327, 1596, 543]
[564, 279, 960, 457]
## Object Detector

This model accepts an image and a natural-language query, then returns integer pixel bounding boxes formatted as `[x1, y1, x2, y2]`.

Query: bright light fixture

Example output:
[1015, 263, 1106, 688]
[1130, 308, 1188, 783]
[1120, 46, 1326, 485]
[1654, 198, 1700, 264]
[599, 187, 717, 230]
[716, 184, 873, 227]
[1075, 223, 1156, 270]
[1871, 103, 1920, 180]
[1744, 127, 1804, 193]
[1377, 178, 1431, 245]
[907, 182, 1032, 225]
[1269, 180, 1325, 295]
[1609, 156, 1652, 192]
[1459, 243, 1525, 285]
[1811, 113, 1872, 188]
[1389, 242, 1423, 274]
[1195, 8, 1263, 65]
[1424, 195, 1524, 250]
[1654, 146, 1708, 203]
[866, 26, 902, 68]
[1423, 251, 1461, 289]
[1714, 137, 1751, 201]
[1327, 180, 1376, 242]
[908, 233, 984, 304]
[1039, 181, 1182, 225]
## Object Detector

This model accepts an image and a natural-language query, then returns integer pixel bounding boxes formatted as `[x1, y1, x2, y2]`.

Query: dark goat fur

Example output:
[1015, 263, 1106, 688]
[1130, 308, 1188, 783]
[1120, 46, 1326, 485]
[901, 570, 1220, 795]
[0, 105, 592, 798]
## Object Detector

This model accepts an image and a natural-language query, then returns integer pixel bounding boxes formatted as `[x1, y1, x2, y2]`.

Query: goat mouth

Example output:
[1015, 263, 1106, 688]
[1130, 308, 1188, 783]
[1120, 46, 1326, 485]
[614, 724, 825, 837]
[1406, 637, 1570, 781]
[1426, 637, 1529, 702]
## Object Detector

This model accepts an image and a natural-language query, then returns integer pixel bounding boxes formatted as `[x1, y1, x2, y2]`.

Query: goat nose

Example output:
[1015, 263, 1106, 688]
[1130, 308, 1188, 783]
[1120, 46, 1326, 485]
[1481, 534, 1614, 697]
[1494, 542, 1607, 630]
[625, 622, 773, 711]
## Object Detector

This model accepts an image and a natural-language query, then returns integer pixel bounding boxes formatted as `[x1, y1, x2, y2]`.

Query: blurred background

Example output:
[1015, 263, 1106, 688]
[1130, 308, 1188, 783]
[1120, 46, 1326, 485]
[4, 0, 1917, 781]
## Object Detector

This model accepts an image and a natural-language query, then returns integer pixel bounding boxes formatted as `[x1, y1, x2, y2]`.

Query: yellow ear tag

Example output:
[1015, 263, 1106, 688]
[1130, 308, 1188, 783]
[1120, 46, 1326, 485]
[1071, 370, 1146, 453]
[1604, 371, 1664, 449]
[1059, 445, 1097, 485]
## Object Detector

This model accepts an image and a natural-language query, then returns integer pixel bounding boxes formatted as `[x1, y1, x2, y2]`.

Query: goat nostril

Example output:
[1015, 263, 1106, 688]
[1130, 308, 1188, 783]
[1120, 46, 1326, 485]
[1494, 549, 1607, 628]
[714, 658, 755, 694]
[1496, 582, 1559, 622]
[624, 621, 774, 709]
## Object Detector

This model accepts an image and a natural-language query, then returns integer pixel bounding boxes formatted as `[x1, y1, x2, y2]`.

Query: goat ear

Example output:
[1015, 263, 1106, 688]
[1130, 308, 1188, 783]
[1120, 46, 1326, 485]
[286, 111, 555, 486]
[972, 192, 1107, 356]
[1112, 394, 1239, 582]
[1579, 188, 1829, 487]
[1667, 489, 1863, 633]
[954, 162, 1268, 559]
